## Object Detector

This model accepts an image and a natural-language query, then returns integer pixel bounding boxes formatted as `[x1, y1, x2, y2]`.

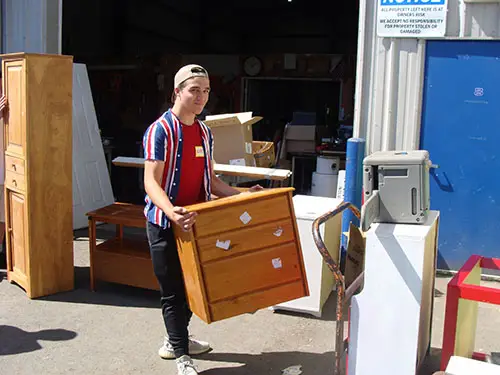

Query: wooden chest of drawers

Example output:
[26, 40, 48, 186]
[173, 188, 309, 324]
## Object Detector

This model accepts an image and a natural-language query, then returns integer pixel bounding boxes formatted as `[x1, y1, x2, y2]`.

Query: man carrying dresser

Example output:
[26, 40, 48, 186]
[142, 64, 261, 375]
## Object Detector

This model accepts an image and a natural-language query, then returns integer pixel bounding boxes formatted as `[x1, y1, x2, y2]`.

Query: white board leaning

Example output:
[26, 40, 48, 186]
[377, 0, 448, 38]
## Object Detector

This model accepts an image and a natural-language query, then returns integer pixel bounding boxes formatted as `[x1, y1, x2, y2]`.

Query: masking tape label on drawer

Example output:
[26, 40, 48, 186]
[240, 211, 252, 225]
[273, 227, 284, 237]
[272, 257, 282, 269]
[216, 239, 231, 251]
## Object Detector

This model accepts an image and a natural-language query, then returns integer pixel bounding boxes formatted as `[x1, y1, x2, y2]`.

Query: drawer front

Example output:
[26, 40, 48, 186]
[194, 195, 290, 238]
[5, 170, 26, 191]
[202, 242, 303, 303]
[5, 155, 25, 175]
[197, 219, 295, 264]
[209, 280, 307, 322]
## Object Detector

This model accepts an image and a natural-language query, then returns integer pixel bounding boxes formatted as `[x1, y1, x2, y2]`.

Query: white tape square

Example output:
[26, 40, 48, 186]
[240, 211, 252, 225]
[273, 227, 284, 237]
[272, 257, 283, 269]
[216, 240, 231, 251]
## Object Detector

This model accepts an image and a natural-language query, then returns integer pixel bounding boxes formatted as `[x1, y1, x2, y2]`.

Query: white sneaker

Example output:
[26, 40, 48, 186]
[158, 336, 211, 359]
[176, 355, 198, 375]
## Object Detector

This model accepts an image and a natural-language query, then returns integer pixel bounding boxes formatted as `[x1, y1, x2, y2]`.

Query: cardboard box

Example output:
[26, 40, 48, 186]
[344, 223, 366, 289]
[285, 125, 317, 153]
[204, 112, 262, 166]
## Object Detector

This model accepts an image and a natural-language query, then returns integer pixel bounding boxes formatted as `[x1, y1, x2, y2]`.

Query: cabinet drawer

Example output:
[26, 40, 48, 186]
[5, 155, 25, 175]
[194, 195, 290, 238]
[5, 170, 26, 191]
[202, 242, 303, 303]
[197, 219, 295, 264]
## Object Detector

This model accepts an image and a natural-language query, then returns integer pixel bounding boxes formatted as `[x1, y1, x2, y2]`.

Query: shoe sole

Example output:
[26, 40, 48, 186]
[159, 346, 212, 360]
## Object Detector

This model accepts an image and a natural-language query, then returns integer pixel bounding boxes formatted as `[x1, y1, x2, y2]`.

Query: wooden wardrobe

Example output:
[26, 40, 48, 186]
[1, 53, 74, 298]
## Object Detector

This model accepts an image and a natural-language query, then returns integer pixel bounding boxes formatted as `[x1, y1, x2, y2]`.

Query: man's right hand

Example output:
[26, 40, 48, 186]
[167, 206, 197, 232]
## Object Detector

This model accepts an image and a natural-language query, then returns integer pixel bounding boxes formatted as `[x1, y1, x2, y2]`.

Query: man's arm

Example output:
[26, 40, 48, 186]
[144, 160, 175, 215]
[144, 160, 197, 231]
[210, 161, 263, 198]
[211, 173, 241, 198]
[143, 122, 197, 231]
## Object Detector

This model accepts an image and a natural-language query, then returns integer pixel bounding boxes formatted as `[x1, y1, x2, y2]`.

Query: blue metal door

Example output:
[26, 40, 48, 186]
[421, 40, 500, 271]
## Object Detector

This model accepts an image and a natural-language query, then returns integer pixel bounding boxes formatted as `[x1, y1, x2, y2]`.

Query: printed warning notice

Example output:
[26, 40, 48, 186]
[377, 0, 448, 38]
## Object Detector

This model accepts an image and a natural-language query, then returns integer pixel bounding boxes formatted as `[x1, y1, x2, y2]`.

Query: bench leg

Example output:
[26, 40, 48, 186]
[89, 218, 96, 292]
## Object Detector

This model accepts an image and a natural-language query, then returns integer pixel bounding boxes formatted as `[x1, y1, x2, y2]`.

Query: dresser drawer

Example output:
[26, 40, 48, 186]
[202, 242, 303, 303]
[5, 170, 26, 191]
[194, 195, 290, 238]
[197, 219, 295, 264]
[5, 155, 25, 175]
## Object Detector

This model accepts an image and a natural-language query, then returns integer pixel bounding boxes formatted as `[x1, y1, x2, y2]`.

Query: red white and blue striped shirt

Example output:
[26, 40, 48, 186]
[142, 109, 214, 229]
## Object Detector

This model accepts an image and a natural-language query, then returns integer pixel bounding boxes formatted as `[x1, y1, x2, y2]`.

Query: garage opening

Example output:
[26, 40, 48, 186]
[62, 0, 360, 201]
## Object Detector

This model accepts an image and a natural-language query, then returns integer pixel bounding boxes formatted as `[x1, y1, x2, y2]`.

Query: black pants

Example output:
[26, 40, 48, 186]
[147, 221, 192, 358]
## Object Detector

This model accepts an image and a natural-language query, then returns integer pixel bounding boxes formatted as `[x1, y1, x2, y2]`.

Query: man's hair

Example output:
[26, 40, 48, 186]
[171, 80, 188, 104]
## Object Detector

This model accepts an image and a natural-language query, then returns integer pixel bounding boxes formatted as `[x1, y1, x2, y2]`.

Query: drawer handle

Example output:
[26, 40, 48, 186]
[12, 164, 16, 171]
[11, 179, 17, 187]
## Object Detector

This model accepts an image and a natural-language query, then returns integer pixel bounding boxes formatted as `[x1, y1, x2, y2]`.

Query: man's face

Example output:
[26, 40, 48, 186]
[178, 77, 210, 115]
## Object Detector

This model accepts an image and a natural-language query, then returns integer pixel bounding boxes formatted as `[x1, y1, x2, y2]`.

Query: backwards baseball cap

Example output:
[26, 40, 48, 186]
[174, 64, 209, 89]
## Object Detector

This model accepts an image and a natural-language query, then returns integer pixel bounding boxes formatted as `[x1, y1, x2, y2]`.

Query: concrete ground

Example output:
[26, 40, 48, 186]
[1, 225, 499, 375]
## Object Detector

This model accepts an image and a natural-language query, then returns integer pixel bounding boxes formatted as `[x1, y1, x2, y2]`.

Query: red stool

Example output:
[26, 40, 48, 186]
[441, 255, 500, 370]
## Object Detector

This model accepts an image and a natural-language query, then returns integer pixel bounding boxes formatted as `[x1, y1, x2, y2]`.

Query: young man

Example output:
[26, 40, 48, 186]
[142, 64, 261, 375]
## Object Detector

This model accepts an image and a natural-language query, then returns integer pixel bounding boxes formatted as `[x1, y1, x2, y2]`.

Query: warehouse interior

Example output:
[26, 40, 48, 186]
[62, 0, 360, 201]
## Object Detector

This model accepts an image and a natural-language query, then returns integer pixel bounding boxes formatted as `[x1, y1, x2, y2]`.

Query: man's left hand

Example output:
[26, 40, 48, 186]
[248, 184, 264, 192]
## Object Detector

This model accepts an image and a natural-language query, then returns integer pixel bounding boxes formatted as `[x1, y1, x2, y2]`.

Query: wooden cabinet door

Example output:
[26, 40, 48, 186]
[3, 59, 26, 158]
[6, 189, 29, 290]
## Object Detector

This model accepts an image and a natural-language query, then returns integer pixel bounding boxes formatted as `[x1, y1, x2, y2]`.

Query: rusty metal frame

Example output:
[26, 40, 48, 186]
[312, 201, 364, 375]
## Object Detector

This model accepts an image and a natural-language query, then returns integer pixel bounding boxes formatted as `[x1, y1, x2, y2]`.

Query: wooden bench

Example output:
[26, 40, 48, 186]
[86, 203, 159, 292]
[86, 190, 260, 292]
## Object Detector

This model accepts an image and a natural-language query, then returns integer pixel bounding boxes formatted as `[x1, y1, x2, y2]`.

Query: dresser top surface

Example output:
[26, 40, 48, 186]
[186, 187, 294, 212]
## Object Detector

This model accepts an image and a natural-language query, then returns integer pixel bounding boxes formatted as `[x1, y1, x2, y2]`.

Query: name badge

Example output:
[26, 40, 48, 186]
[195, 146, 204, 157]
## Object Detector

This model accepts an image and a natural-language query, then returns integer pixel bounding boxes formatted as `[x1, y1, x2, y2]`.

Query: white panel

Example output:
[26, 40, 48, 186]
[72, 63, 114, 230]
[273, 195, 343, 317]
[348, 211, 439, 375]
[355, 0, 500, 155]
[4, 0, 43, 53]
[446, 356, 500, 375]
[2, 0, 60, 54]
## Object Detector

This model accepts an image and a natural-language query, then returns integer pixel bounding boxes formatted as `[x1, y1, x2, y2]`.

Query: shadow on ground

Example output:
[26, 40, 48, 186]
[198, 351, 336, 375]
[196, 347, 441, 375]
[0, 325, 77, 356]
[38, 266, 161, 309]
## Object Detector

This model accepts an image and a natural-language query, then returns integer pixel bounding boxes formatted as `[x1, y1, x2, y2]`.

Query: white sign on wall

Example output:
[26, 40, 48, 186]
[377, 0, 448, 38]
